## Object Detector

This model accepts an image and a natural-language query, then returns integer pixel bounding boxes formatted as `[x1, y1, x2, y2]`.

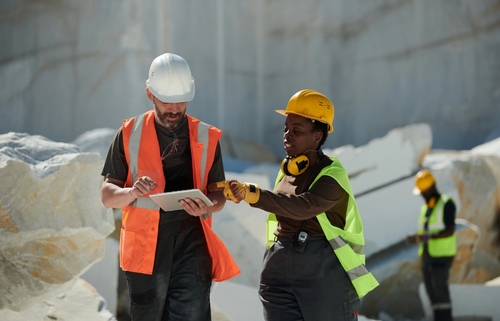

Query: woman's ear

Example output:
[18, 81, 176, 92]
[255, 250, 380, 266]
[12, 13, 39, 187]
[145, 88, 154, 102]
[315, 131, 323, 143]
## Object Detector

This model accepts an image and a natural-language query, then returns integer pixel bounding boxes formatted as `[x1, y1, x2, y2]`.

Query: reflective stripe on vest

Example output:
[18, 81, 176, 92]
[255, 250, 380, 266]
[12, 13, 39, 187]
[418, 195, 457, 257]
[316, 214, 378, 298]
[127, 112, 160, 210]
[197, 121, 210, 189]
[266, 156, 379, 298]
[120, 111, 240, 280]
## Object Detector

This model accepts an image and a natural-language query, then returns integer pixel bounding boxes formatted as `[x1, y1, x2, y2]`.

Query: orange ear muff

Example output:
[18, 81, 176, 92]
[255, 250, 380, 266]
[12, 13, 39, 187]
[281, 154, 310, 176]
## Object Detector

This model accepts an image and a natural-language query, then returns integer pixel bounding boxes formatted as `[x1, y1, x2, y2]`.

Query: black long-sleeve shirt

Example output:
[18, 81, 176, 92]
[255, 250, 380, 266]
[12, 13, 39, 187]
[251, 156, 349, 238]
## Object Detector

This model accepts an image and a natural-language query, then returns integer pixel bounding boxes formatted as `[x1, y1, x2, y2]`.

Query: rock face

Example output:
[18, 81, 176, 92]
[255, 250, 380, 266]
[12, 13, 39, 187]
[0, 132, 114, 311]
[1, 1, 499, 158]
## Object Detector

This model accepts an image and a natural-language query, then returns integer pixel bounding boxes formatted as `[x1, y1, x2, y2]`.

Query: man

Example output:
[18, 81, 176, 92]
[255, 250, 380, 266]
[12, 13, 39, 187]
[407, 169, 456, 321]
[101, 53, 239, 321]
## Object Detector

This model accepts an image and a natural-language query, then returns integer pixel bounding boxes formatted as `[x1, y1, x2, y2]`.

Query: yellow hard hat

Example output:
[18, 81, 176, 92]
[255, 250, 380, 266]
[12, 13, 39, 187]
[413, 170, 436, 195]
[276, 89, 334, 133]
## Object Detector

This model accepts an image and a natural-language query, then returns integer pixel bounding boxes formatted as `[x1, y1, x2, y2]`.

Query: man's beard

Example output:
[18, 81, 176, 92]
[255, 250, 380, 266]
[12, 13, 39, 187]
[154, 105, 185, 130]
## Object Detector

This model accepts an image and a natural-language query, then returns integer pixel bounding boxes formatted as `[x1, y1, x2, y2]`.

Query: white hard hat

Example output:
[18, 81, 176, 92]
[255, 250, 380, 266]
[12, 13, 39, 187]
[146, 53, 195, 103]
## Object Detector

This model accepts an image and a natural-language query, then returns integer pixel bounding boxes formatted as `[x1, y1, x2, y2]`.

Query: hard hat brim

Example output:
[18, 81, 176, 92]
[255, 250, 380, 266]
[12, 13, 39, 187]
[147, 81, 195, 103]
[275, 109, 333, 133]
[412, 187, 422, 195]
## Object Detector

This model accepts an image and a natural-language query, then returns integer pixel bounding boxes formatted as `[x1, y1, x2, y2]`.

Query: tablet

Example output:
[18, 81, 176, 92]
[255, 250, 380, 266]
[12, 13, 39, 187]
[149, 189, 214, 212]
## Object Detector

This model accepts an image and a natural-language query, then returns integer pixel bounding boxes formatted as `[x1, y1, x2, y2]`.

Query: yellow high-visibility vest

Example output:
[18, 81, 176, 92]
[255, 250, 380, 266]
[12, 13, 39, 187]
[266, 156, 379, 298]
[417, 195, 457, 257]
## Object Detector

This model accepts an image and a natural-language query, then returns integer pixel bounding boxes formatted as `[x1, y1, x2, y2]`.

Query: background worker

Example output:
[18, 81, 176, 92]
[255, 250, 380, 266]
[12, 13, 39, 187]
[407, 169, 456, 321]
[101, 53, 239, 321]
[210, 89, 378, 321]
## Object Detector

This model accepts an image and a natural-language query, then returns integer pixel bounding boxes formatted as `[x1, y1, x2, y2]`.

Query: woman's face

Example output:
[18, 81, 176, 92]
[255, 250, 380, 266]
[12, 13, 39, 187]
[283, 114, 322, 157]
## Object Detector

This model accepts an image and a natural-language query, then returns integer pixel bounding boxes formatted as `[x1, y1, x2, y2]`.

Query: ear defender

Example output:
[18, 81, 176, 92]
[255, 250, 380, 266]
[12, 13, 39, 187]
[281, 154, 310, 176]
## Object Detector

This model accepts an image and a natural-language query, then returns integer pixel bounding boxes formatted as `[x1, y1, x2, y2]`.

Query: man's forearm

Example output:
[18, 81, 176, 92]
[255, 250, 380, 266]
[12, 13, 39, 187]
[101, 181, 137, 209]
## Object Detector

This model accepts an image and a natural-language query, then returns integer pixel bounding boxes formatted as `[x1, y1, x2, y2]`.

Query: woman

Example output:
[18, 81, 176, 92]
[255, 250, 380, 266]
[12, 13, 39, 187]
[211, 89, 378, 321]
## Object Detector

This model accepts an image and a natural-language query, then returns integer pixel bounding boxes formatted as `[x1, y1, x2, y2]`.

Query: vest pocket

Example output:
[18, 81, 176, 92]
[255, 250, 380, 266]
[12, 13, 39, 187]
[120, 228, 136, 269]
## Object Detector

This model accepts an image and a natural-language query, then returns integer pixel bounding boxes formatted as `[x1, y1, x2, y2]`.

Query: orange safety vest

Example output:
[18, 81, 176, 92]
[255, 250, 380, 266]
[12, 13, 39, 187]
[119, 110, 240, 281]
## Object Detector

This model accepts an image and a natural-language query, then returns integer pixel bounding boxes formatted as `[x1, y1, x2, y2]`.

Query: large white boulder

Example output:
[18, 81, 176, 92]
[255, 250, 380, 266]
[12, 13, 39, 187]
[0, 278, 116, 321]
[323, 123, 432, 255]
[0, 132, 114, 312]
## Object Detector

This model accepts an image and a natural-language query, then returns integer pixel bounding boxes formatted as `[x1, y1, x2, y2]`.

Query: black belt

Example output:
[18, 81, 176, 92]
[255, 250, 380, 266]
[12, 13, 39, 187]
[276, 234, 326, 241]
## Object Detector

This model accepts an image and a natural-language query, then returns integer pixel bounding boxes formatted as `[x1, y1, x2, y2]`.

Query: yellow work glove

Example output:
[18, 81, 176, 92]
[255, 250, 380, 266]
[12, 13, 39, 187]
[208, 180, 260, 204]
[232, 181, 260, 204]
[208, 180, 241, 203]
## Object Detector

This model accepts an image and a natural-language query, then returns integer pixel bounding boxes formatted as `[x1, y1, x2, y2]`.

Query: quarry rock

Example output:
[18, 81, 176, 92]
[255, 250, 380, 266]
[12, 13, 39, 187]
[0, 132, 114, 310]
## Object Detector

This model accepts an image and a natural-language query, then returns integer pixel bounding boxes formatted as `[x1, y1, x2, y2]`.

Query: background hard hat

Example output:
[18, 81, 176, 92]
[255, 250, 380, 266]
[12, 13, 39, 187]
[275, 89, 334, 133]
[146, 53, 195, 103]
[413, 169, 436, 195]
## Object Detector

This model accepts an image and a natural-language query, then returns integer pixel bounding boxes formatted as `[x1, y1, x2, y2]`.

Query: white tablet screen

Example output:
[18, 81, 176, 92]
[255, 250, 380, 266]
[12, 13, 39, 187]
[149, 189, 214, 212]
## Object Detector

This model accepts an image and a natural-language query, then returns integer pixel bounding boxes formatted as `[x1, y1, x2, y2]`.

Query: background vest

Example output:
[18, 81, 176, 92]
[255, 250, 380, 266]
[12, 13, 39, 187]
[266, 156, 379, 298]
[417, 195, 457, 257]
[120, 110, 240, 281]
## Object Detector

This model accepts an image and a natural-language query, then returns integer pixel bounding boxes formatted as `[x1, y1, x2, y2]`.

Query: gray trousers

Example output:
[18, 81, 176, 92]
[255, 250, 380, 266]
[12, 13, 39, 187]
[422, 255, 454, 321]
[259, 236, 360, 321]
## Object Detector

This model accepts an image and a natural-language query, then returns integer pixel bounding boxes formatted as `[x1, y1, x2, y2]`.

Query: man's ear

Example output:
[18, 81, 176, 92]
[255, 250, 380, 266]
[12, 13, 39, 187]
[145, 88, 154, 102]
